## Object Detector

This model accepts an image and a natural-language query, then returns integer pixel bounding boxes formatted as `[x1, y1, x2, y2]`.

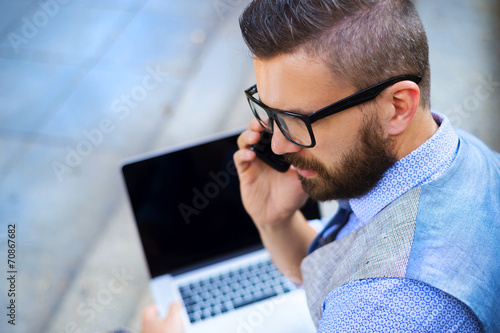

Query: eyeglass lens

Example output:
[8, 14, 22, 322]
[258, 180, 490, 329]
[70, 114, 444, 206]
[248, 98, 272, 131]
[248, 98, 312, 147]
[274, 113, 311, 146]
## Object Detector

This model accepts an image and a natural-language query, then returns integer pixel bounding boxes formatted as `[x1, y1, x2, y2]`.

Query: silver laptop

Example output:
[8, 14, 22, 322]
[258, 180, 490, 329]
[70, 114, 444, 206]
[121, 128, 318, 333]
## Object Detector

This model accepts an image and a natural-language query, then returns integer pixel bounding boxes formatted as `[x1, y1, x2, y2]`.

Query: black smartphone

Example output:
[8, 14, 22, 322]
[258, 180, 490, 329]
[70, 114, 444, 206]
[251, 131, 291, 172]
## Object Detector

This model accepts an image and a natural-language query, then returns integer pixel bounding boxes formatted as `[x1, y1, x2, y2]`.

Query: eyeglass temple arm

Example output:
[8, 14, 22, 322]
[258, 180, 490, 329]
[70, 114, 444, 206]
[309, 75, 421, 123]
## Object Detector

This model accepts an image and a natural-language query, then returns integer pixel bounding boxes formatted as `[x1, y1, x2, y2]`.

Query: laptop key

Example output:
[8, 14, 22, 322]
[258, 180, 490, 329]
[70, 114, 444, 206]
[178, 258, 297, 321]
[183, 297, 196, 307]
[185, 304, 198, 314]
[232, 290, 278, 309]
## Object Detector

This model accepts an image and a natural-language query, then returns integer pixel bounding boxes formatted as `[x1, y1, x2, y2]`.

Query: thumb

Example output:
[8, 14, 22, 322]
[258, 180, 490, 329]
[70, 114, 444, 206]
[164, 301, 184, 332]
[141, 302, 185, 333]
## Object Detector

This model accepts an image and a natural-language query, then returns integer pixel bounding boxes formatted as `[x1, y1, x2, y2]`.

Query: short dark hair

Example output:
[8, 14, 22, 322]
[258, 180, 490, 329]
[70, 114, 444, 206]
[240, 0, 431, 109]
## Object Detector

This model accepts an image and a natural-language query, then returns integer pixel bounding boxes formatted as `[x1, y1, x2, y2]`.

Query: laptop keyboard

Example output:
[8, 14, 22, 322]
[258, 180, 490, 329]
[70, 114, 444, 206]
[178, 258, 297, 323]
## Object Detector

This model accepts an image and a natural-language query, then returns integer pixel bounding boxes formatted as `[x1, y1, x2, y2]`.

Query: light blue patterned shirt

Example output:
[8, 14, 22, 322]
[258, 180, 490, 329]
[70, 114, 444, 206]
[339, 111, 458, 238]
[318, 112, 483, 332]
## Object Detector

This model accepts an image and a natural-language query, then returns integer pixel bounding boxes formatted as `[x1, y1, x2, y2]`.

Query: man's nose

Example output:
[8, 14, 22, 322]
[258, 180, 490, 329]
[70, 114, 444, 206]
[271, 128, 302, 155]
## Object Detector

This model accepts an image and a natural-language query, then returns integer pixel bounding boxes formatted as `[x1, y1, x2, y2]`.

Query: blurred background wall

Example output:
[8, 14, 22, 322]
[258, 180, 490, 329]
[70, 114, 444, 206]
[0, 0, 498, 332]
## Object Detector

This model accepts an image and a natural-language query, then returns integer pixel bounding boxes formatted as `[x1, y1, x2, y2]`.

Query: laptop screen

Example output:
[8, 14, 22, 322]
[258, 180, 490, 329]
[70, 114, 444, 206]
[122, 131, 320, 278]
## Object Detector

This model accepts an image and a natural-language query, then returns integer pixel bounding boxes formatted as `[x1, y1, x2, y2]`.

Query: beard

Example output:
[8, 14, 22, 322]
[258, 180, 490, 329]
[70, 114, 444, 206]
[284, 113, 397, 201]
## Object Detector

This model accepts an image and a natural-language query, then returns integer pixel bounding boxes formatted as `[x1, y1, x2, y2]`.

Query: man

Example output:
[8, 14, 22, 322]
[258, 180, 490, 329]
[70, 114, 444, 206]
[142, 0, 500, 332]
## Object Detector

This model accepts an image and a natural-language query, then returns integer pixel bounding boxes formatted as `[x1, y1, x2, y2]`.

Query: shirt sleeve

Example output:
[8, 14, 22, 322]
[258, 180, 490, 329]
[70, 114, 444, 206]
[317, 278, 483, 333]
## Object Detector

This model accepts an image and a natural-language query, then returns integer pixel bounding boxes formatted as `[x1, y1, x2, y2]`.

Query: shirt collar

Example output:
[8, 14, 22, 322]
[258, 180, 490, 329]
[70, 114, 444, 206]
[349, 111, 459, 224]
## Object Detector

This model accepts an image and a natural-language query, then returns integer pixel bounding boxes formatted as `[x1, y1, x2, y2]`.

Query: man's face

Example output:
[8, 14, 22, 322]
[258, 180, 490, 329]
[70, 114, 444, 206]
[254, 52, 397, 201]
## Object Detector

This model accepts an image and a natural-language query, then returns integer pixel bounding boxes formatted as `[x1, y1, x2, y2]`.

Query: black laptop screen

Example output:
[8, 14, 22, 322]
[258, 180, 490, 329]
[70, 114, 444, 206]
[122, 132, 320, 278]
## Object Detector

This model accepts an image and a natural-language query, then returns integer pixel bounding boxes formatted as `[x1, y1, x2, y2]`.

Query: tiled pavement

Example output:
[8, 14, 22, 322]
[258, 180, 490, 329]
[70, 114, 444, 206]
[0, 0, 498, 332]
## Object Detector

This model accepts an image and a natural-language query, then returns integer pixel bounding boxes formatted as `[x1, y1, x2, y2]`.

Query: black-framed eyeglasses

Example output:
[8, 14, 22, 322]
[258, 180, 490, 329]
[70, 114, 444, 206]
[244, 75, 422, 148]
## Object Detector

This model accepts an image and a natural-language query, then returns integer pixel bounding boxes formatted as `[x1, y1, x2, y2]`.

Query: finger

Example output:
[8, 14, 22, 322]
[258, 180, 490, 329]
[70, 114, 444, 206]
[141, 304, 163, 333]
[165, 302, 184, 332]
[166, 301, 182, 317]
[237, 128, 261, 150]
[142, 304, 159, 323]
[249, 117, 265, 131]
[233, 149, 256, 174]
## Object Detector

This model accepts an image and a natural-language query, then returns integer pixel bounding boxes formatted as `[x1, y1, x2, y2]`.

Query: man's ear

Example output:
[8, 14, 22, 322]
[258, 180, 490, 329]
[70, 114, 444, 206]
[385, 81, 421, 136]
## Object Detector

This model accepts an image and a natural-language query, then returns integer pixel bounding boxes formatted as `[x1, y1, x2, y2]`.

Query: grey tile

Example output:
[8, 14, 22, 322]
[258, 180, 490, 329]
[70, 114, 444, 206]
[0, 0, 34, 34]
[78, 0, 148, 11]
[416, 0, 500, 151]
[0, 138, 30, 178]
[38, 65, 181, 142]
[0, 140, 127, 331]
[0, 59, 80, 133]
[101, 11, 214, 74]
[0, 5, 132, 63]
[45, 203, 150, 333]
[0, 1, 498, 332]
[141, 0, 219, 21]
[150, 10, 254, 148]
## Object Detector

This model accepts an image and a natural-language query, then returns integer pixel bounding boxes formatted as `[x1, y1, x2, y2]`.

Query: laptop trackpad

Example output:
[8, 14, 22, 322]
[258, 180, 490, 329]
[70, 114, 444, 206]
[188, 290, 316, 333]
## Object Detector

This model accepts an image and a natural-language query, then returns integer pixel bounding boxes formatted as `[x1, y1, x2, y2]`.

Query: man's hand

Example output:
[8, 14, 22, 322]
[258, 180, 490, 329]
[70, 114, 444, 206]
[234, 119, 309, 227]
[234, 119, 316, 284]
[141, 302, 184, 333]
